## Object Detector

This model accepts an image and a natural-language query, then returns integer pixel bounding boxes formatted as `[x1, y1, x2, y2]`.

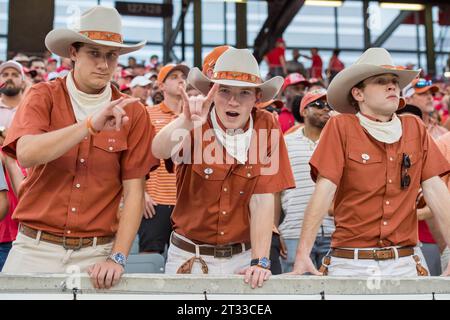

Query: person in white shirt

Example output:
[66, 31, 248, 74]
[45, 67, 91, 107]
[279, 89, 334, 272]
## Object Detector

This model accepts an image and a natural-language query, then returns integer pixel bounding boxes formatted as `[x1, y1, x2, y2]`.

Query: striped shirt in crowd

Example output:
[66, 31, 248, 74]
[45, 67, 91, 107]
[146, 102, 178, 205]
[279, 127, 335, 239]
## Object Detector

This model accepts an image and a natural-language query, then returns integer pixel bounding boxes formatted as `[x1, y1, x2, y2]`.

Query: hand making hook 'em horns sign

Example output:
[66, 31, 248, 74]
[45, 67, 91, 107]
[90, 97, 140, 133]
[179, 83, 219, 127]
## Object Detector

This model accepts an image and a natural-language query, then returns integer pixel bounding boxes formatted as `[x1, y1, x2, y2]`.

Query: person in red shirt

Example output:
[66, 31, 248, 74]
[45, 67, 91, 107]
[301, 48, 323, 79]
[327, 49, 345, 82]
[264, 38, 287, 78]
[279, 73, 310, 133]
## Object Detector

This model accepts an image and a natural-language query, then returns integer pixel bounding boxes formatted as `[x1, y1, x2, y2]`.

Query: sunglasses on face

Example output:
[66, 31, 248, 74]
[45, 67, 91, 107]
[400, 153, 411, 189]
[306, 99, 332, 110]
[414, 79, 433, 88]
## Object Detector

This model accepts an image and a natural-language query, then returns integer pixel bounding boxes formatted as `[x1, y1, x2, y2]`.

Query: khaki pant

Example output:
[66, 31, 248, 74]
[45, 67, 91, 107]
[1, 232, 114, 273]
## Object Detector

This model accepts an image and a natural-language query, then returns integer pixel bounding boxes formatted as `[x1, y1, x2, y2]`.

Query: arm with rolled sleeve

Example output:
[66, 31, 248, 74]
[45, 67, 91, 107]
[115, 103, 160, 254]
[88, 104, 160, 289]
[240, 119, 295, 288]
[0, 165, 9, 221]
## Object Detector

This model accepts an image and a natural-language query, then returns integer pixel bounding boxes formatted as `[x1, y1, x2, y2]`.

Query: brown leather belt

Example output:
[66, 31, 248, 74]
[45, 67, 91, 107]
[331, 247, 415, 260]
[171, 233, 251, 258]
[20, 224, 114, 251]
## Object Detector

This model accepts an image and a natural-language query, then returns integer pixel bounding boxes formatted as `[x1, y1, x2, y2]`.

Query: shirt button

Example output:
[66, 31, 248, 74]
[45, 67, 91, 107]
[108, 146, 114, 151]
[67, 230, 71, 234]
[84, 136, 88, 140]
[389, 157, 394, 161]
[220, 232, 224, 236]
[223, 188, 228, 192]
[71, 207, 76, 212]
[205, 175, 209, 179]
[385, 200, 390, 205]
[246, 173, 251, 177]
[80, 158, 85, 163]
[388, 179, 392, 183]
[75, 184, 81, 188]
[222, 211, 227, 215]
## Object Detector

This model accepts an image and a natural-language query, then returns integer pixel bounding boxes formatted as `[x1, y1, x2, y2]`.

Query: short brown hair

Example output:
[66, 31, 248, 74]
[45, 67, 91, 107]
[70, 42, 84, 67]
[347, 80, 366, 112]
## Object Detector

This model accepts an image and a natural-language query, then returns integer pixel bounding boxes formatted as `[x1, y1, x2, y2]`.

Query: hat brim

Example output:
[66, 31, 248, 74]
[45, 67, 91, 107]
[414, 85, 439, 94]
[327, 64, 420, 114]
[0, 62, 23, 76]
[300, 92, 327, 113]
[256, 99, 284, 109]
[159, 64, 190, 83]
[188, 67, 283, 102]
[45, 29, 146, 58]
[283, 80, 310, 92]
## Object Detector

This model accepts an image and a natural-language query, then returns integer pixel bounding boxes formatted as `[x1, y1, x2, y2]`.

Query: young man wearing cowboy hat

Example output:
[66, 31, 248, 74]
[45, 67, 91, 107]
[152, 47, 295, 288]
[290, 48, 450, 277]
[1, 6, 159, 289]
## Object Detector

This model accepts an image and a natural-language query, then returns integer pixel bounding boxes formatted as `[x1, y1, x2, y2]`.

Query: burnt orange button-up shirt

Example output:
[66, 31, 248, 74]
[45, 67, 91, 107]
[310, 114, 450, 249]
[2, 77, 159, 237]
[172, 108, 296, 245]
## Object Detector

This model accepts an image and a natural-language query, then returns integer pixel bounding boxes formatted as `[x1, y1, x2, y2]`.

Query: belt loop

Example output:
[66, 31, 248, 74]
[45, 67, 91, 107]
[35, 230, 42, 245]
[392, 247, 399, 260]
[354, 248, 359, 261]
[195, 244, 200, 258]
[321, 225, 325, 238]
[241, 243, 245, 252]
[93, 237, 98, 249]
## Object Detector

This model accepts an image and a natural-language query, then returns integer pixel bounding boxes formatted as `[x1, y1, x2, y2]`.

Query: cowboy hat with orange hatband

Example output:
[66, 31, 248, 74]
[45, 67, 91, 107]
[45, 6, 146, 58]
[188, 47, 284, 103]
[327, 48, 420, 114]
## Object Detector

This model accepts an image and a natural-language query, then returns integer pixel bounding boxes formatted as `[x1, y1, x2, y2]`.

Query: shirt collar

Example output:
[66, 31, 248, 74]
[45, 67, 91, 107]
[159, 102, 175, 115]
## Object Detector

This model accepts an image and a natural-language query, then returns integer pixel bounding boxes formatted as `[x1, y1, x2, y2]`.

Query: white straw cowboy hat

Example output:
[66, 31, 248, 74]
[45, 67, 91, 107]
[188, 47, 284, 102]
[45, 6, 146, 58]
[327, 47, 420, 114]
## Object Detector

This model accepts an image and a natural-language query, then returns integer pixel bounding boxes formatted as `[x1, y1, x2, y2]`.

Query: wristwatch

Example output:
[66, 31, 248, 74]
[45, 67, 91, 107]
[108, 252, 127, 268]
[0, 126, 5, 138]
[250, 257, 271, 269]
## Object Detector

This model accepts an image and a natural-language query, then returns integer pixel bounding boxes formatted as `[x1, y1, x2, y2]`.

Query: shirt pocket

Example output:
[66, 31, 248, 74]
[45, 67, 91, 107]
[190, 164, 231, 204]
[346, 150, 384, 192]
[400, 151, 420, 187]
[192, 164, 230, 181]
[91, 132, 128, 180]
[230, 165, 261, 199]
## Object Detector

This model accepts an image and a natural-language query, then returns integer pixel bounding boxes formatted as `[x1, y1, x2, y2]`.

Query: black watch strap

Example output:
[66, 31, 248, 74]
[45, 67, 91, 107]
[250, 258, 259, 266]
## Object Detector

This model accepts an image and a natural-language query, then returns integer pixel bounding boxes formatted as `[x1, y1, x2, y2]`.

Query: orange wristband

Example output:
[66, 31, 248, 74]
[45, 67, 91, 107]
[86, 116, 100, 135]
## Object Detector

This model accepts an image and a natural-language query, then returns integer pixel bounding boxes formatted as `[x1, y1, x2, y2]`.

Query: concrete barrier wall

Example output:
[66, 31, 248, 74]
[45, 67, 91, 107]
[1, 274, 450, 299]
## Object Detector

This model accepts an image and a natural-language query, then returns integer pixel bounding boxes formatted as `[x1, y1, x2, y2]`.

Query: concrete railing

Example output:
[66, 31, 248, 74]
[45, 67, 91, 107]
[1, 274, 450, 299]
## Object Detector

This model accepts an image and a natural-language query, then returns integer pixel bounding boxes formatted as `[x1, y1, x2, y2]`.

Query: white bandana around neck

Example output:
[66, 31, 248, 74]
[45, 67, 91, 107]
[66, 71, 112, 122]
[210, 106, 254, 164]
[356, 112, 402, 144]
